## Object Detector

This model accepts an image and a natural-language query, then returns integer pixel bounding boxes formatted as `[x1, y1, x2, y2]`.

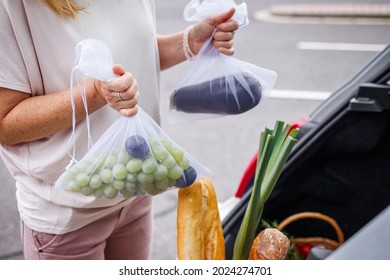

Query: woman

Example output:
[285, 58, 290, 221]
[0, 0, 238, 260]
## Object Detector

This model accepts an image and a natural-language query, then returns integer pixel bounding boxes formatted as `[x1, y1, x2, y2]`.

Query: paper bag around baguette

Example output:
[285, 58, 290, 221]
[177, 178, 225, 260]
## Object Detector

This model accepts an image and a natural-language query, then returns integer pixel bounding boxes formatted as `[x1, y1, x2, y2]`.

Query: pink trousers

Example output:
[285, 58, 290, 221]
[22, 195, 153, 260]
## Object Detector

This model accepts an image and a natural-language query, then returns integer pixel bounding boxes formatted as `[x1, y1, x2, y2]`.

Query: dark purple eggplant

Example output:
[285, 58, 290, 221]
[170, 72, 262, 115]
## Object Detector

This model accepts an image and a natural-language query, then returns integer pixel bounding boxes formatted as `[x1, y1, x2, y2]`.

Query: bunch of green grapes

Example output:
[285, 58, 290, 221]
[62, 135, 197, 199]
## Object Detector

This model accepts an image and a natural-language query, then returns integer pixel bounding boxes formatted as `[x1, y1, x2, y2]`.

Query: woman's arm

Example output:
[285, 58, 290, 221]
[157, 32, 186, 71]
[0, 80, 103, 145]
[0, 65, 138, 145]
[157, 8, 239, 71]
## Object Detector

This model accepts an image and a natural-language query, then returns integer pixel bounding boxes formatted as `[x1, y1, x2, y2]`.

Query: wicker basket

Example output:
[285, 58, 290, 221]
[277, 212, 345, 250]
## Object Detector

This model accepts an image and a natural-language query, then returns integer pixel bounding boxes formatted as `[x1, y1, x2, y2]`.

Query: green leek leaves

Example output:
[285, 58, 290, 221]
[233, 120, 298, 260]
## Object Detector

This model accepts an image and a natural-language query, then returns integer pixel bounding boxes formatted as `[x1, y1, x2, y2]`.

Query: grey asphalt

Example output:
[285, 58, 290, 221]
[1, 0, 389, 260]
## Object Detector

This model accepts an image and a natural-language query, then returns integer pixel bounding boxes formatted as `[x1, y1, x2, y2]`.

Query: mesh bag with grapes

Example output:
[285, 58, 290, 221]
[55, 107, 210, 199]
[54, 39, 210, 199]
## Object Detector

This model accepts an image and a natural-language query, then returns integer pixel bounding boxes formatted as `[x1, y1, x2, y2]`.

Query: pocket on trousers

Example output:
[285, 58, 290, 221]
[32, 230, 58, 252]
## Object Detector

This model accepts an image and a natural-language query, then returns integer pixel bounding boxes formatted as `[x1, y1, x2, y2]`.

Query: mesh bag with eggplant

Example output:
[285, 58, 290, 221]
[168, 0, 277, 123]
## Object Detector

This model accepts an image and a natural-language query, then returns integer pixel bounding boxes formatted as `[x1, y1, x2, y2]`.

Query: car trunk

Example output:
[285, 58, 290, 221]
[222, 45, 390, 260]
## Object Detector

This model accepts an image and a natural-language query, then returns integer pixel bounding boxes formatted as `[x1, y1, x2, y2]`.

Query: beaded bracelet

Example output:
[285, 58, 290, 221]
[183, 25, 196, 61]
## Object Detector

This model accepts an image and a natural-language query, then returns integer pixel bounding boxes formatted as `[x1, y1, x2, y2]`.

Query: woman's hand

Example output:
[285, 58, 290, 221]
[94, 64, 139, 117]
[189, 8, 239, 56]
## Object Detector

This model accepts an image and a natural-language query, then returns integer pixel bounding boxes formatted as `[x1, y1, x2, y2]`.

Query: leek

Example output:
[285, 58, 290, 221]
[233, 120, 298, 260]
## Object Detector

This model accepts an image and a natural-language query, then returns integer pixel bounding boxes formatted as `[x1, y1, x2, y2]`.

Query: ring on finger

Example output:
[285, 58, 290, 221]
[117, 92, 124, 101]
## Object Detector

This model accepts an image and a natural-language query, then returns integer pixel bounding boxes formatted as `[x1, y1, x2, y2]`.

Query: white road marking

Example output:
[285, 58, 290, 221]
[269, 89, 331, 101]
[253, 9, 390, 25]
[297, 42, 387, 52]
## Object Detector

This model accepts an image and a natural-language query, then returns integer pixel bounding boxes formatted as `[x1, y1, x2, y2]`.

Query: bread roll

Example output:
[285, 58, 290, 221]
[177, 178, 225, 260]
[249, 228, 290, 260]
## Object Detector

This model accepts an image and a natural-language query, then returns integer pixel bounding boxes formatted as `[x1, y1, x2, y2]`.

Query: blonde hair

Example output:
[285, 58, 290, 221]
[44, 0, 85, 18]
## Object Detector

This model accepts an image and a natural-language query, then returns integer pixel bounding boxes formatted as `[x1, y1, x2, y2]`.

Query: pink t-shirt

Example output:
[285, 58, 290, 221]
[0, 0, 161, 234]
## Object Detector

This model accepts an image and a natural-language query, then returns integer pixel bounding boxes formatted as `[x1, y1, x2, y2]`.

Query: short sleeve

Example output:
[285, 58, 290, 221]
[0, 1, 31, 93]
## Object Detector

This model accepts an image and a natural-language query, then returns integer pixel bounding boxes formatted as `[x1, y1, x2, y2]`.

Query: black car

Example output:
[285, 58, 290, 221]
[222, 44, 390, 260]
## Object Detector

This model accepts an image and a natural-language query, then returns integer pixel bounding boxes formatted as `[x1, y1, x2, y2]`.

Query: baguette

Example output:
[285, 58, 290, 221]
[248, 228, 290, 260]
[177, 178, 225, 260]
[201, 178, 225, 260]
[177, 180, 204, 259]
